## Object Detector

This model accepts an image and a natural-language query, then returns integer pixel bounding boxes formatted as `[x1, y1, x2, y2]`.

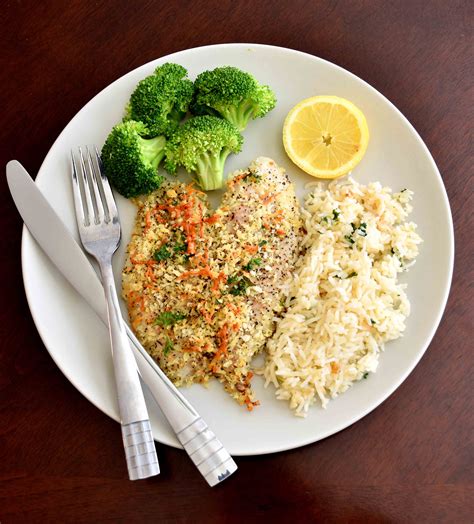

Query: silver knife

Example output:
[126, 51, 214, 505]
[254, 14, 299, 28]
[6, 160, 237, 487]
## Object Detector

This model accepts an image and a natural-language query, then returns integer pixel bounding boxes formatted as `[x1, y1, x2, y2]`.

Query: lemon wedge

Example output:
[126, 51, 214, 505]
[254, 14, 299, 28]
[283, 96, 369, 179]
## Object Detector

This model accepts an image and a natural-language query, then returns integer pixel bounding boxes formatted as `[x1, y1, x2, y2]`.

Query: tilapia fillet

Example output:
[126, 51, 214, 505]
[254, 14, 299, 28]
[122, 157, 302, 408]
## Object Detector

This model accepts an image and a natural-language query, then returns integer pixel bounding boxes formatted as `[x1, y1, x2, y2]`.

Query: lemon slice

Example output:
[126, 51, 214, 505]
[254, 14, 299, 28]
[283, 96, 369, 179]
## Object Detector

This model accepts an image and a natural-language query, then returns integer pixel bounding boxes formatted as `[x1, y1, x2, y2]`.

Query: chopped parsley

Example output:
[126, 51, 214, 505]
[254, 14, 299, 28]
[321, 216, 330, 224]
[332, 209, 340, 221]
[163, 337, 173, 355]
[351, 222, 367, 237]
[358, 222, 367, 236]
[173, 242, 187, 254]
[248, 170, 262, 182]
[344, 235, 355, 245]
[155, 311, 187, 327]
[227, 274, 239, 285]
[347, 271, 358, 278]
[363, 372, 369, 379]
[370, 319, 376, 325]
[243, 258, 262, 271]
[258, 240, 268, 247]
[152, 244, 171, 261]
[228, 275, 252, 296]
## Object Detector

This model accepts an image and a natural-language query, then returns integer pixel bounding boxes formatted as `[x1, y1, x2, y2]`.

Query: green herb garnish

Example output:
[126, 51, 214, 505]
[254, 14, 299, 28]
[173, 242, 187, 254]
[163, 337, 173, 355]
[332, 209, 340, 221]
[347, 271, 358, 278]
[358, 222, 367, 237]
[155, 311, 187, 327]
[259, 240, 268, 247]
[228, 276, 252, 296]
[363, 372, 369, 379]
[370, 319, 376, 325]
[227, 275, 239, 285]
[152, 244, 171, 261]
[344, 235, 355, 245]
[243, 258, 262, 271]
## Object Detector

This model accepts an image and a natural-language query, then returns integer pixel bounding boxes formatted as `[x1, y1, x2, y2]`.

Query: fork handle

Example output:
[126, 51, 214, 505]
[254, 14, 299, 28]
[100, 261, 159, 480]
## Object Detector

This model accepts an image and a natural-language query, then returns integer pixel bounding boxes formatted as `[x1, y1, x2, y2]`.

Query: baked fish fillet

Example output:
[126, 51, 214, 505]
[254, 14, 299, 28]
[122, 157, 302, 408]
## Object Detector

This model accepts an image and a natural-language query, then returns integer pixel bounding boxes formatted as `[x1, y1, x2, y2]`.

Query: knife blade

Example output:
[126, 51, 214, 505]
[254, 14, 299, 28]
[6, 160, 237, 486]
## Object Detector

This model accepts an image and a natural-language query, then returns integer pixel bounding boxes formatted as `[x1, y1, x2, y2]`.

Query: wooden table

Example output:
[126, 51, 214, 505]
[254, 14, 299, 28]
[1, 1, 472, 522]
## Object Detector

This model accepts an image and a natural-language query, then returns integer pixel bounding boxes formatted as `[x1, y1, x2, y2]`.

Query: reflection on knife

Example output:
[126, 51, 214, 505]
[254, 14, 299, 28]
[6, 160, 237, 487]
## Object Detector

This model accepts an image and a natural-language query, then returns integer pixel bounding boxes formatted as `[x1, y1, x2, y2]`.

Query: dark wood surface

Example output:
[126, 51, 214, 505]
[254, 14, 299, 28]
[1, 1, 472, 522]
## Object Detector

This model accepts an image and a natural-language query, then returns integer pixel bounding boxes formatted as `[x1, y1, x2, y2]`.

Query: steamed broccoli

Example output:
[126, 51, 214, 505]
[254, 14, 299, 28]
[190, 66, 276, 131]
[125, 63, 194, 137]
[164, 116, 243, 190]
[101, 120, 165, 198]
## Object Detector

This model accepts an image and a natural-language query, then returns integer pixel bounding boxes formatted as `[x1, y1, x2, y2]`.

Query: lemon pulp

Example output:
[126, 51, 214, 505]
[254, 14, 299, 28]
[283, 96, 369, 179]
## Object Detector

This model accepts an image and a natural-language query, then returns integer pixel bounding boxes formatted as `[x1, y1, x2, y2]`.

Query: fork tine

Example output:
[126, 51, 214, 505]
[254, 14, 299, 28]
[78, 147, 96, 226]
[79, 147, 99, 226]
[71, 150, 88, 226]
[94, 146, 118, 222]
[85, 146, 105, 224]
[88, 147, 110, 222]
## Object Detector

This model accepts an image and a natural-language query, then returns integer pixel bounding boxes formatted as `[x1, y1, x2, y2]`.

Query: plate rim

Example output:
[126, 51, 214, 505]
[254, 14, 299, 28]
[21, 43, 455, 455]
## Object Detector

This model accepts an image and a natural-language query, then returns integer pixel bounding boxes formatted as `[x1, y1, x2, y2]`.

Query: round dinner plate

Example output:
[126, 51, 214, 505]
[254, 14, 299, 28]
[22, 44, 454, 456]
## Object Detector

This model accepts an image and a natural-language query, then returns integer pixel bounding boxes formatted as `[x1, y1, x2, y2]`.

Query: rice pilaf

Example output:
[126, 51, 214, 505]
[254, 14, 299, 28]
[264, 178, 422, 416]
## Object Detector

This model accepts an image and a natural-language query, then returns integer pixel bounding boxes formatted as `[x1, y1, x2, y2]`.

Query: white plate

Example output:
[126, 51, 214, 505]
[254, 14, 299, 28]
[22, 44, 454, 456]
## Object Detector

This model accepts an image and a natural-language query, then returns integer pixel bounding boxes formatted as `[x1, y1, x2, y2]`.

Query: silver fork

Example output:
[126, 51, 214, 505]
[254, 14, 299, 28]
[71, 146, 159, 481]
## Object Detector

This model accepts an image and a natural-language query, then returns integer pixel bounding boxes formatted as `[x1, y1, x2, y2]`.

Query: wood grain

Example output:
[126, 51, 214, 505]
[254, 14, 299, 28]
[1, 0, 472, 522]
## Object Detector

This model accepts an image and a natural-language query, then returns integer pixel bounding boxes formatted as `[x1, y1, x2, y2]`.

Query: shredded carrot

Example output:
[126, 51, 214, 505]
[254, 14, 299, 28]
[210, 324, 229, 371]
[211, 272, 226, 294]
[231, 322, 240, 332]
[143, 283, 160, 292]
[178, 266, 216, 281]
[203, 213, 220, 224]
[260, 191, 277, 205]
[132, 315, 145, 330]
[146, 265, 157, 282]
[200, 307, 214, 325]
[276, 229, 286, 236]
[144, 210, 152, 232]
[183, 345, 202, 353]
[228, 172, 248, 187]
[227, 303, 241, 315]
[244, 244, 259, 254]
[153, 210, 166, 223]
[128, 292, 146, 313]
[130, 256, 157, 266]
[185, 182, 205, 197]
[244, 397, 260, 411]
[330, 362, 340, 374]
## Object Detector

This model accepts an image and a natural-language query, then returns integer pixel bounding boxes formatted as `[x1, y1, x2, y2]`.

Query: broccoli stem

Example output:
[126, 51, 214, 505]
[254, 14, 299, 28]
[139, 135, 167, 170]
[194, 148, 231, 190]
[220, 101, 256, 131]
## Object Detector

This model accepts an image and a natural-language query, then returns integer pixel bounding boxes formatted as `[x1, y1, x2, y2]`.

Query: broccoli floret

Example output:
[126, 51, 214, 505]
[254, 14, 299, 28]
[190, 66, 276, 131]
[101, 120, 166, 198]
[125, 63, 194, 137]
[164, 116, 243, 190]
